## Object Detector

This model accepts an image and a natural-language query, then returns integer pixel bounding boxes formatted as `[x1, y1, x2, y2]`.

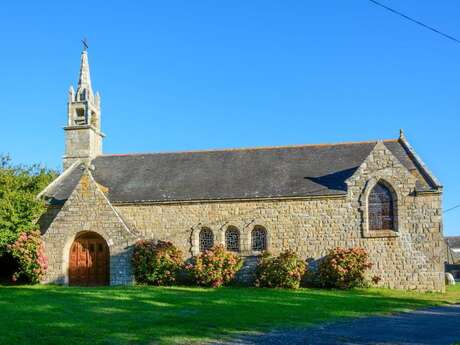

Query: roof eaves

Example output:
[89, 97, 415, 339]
[37, 160, 81, 200]
[414, 188, 442, 195]
[110, 192, 348, 206]
[398, 136, 442, 189]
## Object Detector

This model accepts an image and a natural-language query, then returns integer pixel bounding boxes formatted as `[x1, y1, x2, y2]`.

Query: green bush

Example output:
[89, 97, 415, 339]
[317, 247, 372, 289]
[186, 245, 242, 287]
[255, 250, 307, 289]
[7, 229, 48, 284]
[132, 240, 184, 286]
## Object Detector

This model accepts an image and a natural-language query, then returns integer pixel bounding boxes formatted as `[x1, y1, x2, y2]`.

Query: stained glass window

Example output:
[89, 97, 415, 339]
[225, 227, 240, 252]
[199, 228, 214, 252]
[368, 182, 395, 230]
[251, 226, 267, 251]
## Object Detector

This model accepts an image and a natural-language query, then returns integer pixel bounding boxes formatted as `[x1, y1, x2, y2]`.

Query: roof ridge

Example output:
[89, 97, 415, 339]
[99, 138, 398, 158]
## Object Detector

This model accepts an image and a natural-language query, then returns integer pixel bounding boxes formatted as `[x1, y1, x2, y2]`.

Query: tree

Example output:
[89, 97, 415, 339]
[0, 155, 57, 251]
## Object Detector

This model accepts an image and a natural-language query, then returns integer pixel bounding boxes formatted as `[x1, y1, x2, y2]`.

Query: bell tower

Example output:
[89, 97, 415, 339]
[63, 44, 104, 170]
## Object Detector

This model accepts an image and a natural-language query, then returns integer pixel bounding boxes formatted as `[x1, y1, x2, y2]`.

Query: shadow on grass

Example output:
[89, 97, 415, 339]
[0, 285, 458, 345]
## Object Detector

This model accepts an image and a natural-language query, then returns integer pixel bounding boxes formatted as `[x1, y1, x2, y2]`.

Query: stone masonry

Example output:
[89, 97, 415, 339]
[39, 48, 445, 291]
[41, 142, 444, 290]
[63, 48, 103, 170]
[42, 167, 138, 285]
[108, 143, 444, 291]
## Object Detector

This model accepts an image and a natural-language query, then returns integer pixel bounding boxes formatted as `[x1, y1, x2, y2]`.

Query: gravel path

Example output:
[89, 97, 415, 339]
[216, 304, 460, 345]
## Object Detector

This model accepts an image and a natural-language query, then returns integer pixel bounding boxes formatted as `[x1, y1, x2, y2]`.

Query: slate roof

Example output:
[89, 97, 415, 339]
[446, 237, 460, 263]
[446, 237, 460, 249]
[43, 139, 439, 205]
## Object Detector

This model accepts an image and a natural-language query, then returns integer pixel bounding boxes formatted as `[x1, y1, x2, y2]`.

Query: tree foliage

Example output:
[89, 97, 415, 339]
[0, 155, 57, 250]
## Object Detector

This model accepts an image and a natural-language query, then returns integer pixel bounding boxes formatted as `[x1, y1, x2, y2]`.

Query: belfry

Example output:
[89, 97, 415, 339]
[63, 46, 104, 169]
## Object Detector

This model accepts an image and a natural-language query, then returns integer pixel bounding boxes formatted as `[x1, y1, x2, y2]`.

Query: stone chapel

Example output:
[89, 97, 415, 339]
[39, 48, 445, 291]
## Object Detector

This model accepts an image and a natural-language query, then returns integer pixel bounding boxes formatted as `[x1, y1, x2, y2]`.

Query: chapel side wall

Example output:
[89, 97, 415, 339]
[114, 190, 444, 291]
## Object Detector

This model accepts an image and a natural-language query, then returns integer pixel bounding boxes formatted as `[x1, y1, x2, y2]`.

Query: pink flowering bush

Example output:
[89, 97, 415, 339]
[7, 229, 47, 284]
[255, 250, 307, 289]
[317, 247, 372, 289]
[132, 240, 184, 286]
[186, 245, 242, 288]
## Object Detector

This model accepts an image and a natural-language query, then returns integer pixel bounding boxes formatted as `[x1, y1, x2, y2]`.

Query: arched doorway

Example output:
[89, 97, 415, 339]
[69, 232, 109, 286]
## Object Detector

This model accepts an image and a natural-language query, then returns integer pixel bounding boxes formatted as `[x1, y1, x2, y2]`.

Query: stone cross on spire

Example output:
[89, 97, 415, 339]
[82, 37, 89, 51]
[64, 44, 103, 170]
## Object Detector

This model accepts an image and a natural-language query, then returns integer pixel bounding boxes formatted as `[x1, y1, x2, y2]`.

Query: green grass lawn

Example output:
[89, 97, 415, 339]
[0, 285, 459, 345]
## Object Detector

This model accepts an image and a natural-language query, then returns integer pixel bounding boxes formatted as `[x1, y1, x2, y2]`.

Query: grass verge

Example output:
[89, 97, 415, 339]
[0, 284, 459, 344]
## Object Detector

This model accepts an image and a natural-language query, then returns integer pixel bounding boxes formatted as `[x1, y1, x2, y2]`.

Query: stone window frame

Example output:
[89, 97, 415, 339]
[251, 225, 268, 253]
[225, 226, 241, 253]
[360, 178, 400, 238]
[191, 223, 269, 256]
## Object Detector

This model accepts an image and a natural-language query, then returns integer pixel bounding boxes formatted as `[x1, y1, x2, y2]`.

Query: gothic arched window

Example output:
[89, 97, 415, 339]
[199, 228, 214, 252]
[368, 182, 395, 231]
[251, 226, 267, 251]
[225, 226, 240, 252]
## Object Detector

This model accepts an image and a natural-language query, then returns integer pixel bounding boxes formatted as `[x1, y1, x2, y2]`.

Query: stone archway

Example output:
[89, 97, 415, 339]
[69, 232, 109, 286]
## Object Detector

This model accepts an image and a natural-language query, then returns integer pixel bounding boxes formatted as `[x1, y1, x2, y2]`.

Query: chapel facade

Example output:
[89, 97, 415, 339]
[39, 49, 445, 291]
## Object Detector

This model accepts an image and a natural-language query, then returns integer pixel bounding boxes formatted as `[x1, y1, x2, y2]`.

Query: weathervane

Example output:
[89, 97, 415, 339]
[82, 37, 89, 51]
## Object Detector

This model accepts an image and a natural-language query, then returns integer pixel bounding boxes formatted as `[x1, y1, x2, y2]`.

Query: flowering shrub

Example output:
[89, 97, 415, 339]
[186, 245, 242, 287]
[317, 247, 372, 289]
[132, 240, 184, 286]
[255, 250, 306, 289]
[7, 229, 47, 284]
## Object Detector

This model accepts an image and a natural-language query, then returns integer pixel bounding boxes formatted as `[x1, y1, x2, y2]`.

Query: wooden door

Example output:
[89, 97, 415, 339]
[69, 233, 109, 286]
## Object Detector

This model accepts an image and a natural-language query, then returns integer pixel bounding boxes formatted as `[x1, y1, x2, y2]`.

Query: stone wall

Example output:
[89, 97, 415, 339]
[41, 168, 138, 285]
[41, 142, 445, 291]
[63, 126, 103, 170]
[113, 142, 444, 291]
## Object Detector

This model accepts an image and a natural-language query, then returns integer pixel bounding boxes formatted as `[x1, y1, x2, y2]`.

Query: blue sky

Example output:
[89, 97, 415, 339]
[1, 1, 459, 235]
